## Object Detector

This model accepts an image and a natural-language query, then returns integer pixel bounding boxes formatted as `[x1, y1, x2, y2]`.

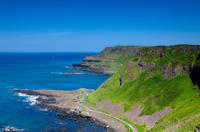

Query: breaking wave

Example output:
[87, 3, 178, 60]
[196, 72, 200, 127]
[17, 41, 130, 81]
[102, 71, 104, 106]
[2, 126, 24, 132]
[18, 93, 39, 106]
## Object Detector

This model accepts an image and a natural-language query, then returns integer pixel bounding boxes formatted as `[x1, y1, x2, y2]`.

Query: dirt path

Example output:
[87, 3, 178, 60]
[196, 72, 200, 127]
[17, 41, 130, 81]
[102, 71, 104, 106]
[81, 92, 138, 132]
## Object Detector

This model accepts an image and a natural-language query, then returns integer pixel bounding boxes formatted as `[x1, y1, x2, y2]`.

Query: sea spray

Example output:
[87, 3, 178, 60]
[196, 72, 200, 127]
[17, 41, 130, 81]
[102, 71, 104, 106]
[18, 93, 39, 106]
[2, 126, 24, 132]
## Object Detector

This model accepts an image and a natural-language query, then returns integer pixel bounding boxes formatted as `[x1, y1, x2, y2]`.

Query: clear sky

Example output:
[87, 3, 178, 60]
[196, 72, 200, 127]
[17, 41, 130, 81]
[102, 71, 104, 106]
[0, 0, 200, 52]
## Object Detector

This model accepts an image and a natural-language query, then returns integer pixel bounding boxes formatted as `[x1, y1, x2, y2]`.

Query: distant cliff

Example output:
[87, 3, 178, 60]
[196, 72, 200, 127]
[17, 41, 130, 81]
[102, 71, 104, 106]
[86, 44, 200, 131]
[73, 46, 142, 74]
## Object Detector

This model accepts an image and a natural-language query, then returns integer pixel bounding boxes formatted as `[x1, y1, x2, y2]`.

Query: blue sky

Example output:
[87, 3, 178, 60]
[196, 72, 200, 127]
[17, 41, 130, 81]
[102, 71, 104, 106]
[0, 0, 200, 52]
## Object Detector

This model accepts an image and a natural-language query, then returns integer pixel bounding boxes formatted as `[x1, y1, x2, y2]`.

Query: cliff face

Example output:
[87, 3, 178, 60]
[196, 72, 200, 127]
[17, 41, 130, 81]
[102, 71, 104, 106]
[74, 45, 200, 76]
[73, 46, 143, 74]
[86, 44, 200, 131]
[98, 46, 141, 57]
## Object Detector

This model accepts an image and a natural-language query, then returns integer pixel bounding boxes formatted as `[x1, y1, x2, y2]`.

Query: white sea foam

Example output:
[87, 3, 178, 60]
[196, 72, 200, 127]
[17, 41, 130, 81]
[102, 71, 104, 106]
[51, 72, 85, 75]
[18, 93, 39, 106]
[16, 92, 49, 112]
[3, 126, 24, 132]
[18, 93, 27, 97]
[38, 108, 48, 111]
[51, 72, 65, 75]
[62, 72, 84, 75]
[65, 66, 73, 68]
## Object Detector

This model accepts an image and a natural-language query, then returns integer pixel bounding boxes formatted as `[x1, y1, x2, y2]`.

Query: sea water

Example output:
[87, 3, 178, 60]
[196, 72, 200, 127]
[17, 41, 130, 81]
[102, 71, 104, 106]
[0, 52, 109, 132]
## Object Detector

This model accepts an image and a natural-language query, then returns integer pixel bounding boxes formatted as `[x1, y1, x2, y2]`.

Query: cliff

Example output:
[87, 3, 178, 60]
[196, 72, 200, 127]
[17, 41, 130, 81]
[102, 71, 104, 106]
[73, 46, 143, 74]
[86, 44, 200, 131]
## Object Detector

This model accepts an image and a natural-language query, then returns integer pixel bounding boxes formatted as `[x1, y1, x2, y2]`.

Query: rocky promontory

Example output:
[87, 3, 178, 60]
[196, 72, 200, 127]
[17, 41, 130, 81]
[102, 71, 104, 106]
[12, 89, 127, 132]
[72, 46, 142, 75]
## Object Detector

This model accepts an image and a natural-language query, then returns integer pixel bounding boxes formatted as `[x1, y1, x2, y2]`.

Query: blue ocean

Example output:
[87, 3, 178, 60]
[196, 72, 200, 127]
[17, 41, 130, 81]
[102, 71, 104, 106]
[0, 53, 109, 132]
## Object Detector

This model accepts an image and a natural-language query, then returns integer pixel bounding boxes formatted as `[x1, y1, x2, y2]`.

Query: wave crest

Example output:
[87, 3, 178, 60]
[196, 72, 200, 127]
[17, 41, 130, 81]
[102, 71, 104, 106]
[2, 126, 24, 132]
[18, 93, 39, 106]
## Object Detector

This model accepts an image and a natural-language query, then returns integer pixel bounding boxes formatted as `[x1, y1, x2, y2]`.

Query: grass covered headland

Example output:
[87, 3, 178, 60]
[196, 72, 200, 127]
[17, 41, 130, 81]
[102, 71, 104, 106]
[86, 45, 200, 132]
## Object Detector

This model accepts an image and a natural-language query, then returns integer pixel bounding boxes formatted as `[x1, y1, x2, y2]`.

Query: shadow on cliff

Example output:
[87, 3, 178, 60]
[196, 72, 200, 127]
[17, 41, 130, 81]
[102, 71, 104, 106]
[190, 53, 200, 90]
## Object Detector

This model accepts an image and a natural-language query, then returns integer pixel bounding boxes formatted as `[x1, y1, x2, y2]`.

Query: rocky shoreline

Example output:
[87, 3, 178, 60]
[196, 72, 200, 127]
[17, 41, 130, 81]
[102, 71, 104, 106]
[11, 89, 127, 132]
[72, 55, 115, 75]
[72, 63, 113, 75]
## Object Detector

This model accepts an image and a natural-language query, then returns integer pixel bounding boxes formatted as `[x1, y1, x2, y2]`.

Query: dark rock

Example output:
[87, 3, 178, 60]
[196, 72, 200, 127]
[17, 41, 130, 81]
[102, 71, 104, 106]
[80, 67, 113, 75]
[62, 69, 81, 74]
[139, 61, 156, 71]
[11, 89, 54, 98]
[72, 64, 89, 68]
[82, 59, 100, 63]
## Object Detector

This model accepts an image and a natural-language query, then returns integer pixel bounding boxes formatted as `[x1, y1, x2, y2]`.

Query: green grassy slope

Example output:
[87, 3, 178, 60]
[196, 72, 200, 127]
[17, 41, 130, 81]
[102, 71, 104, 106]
[91, 54, 134, 73]
[87, 45, 200, 131]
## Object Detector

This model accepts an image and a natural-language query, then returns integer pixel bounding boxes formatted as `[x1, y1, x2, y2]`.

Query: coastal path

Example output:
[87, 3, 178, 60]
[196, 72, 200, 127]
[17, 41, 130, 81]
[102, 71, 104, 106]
[79, 92, 138, 132]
